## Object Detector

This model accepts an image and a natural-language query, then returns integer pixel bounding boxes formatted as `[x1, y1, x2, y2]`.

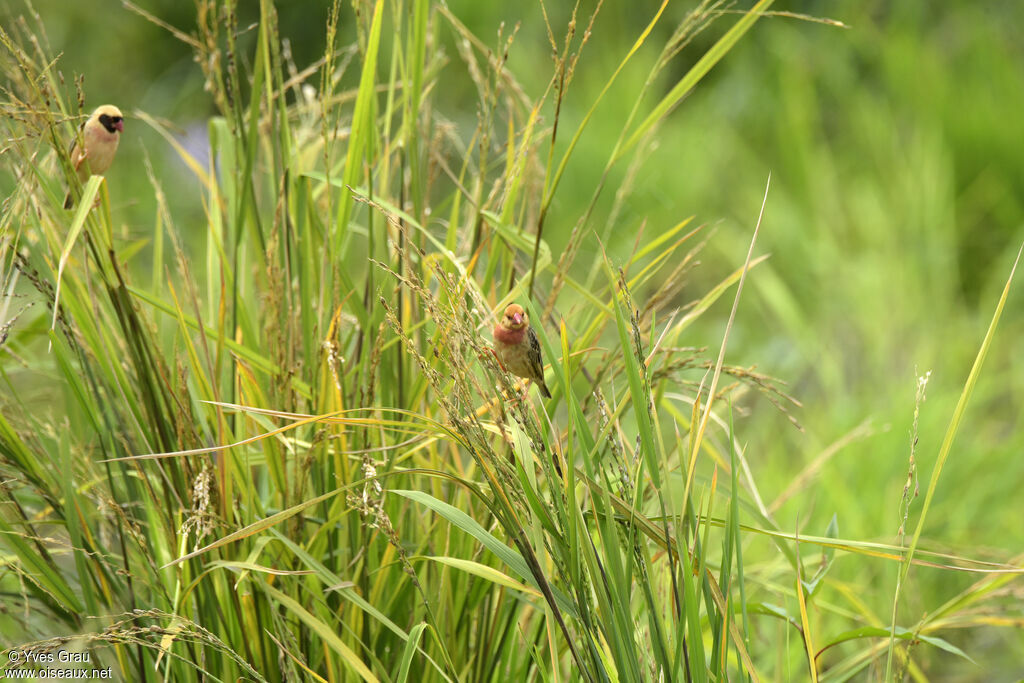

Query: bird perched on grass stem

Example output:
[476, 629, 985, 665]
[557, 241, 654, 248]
[63, 105, 124, 209]
[492, 303, 551, 399]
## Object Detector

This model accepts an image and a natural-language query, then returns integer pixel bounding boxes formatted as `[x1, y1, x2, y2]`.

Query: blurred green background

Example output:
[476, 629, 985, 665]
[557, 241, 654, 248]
[4, 0, 1023, 673]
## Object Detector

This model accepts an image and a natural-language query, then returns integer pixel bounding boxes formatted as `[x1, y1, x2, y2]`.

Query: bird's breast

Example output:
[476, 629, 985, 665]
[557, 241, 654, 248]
[493, 324, 526, 345]
[82, 128, 120, 176]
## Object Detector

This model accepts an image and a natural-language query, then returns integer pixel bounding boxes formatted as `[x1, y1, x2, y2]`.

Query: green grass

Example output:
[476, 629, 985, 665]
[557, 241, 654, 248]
[2, 0, 1023, 680]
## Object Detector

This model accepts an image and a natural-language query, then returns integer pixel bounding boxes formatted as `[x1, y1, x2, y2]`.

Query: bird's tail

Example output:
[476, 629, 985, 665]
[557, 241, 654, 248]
[539, 381, 552, 399]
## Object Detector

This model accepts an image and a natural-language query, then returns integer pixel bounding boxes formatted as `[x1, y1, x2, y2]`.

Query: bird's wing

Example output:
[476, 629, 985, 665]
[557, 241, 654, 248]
[526, 327, 545, 381]
[68, 121, 87, 170]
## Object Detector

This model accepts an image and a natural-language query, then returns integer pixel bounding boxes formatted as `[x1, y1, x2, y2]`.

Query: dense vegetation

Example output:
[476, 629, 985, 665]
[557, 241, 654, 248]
[2, 0, 1022, 679]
